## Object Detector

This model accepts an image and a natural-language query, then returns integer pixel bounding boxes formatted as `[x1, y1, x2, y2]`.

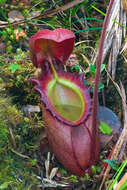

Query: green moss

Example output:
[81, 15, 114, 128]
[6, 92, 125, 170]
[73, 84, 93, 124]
[0, 52, 44, 189]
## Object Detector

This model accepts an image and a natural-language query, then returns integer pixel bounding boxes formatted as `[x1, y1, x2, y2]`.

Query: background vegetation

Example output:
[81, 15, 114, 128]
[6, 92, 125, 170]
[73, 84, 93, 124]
[0, 0, 127, 189]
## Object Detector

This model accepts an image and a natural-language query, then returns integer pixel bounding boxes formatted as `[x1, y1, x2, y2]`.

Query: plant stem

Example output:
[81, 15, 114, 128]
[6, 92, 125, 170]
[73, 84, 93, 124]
[91, 0, 115, 164]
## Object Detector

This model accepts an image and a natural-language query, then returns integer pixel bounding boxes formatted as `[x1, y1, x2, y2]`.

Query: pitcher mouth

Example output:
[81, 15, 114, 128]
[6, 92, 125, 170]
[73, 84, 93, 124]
[31, 59, 91, 126]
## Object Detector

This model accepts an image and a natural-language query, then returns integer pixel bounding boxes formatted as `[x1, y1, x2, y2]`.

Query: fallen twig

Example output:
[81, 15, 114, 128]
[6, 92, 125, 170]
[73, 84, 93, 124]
[37, 175, 69, 188]
[9, 126, 16, 148]
[0, 0, 86, 29]
[11, 149, 30, 159]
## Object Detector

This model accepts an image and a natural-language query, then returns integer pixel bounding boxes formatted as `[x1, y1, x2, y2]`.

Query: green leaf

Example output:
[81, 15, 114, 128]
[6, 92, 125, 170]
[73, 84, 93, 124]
[74, 27, 102, 34]
[99, 121, 112, 135]
[104, 159, 119, 171]
[91, 83, 104, 93]
[14, 55, 21, 59]
[68, 175, 78, 182]
[73, 17, 104, 23]
[75, 65, 79, 71]
[80, 173, 90, 181]
[91, 165, 96, 174]
[9, 64, 21, 73]
[59, 168, 67, 175]
[89, 64, 96, 75]
[108, 159, 127, 190]
[30, 159, 37, 166]
[98, 83, 104, 90]
[89, 63, 105, 75]
[0, 182, 10, 189]
[0, 0, 6, 4]
[89, 63, 105, 76]
[91, 5, 106, 16]
[96, 165, 101, 173]
[71, 0, 88, 18]
[100, 64, 105, 72]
